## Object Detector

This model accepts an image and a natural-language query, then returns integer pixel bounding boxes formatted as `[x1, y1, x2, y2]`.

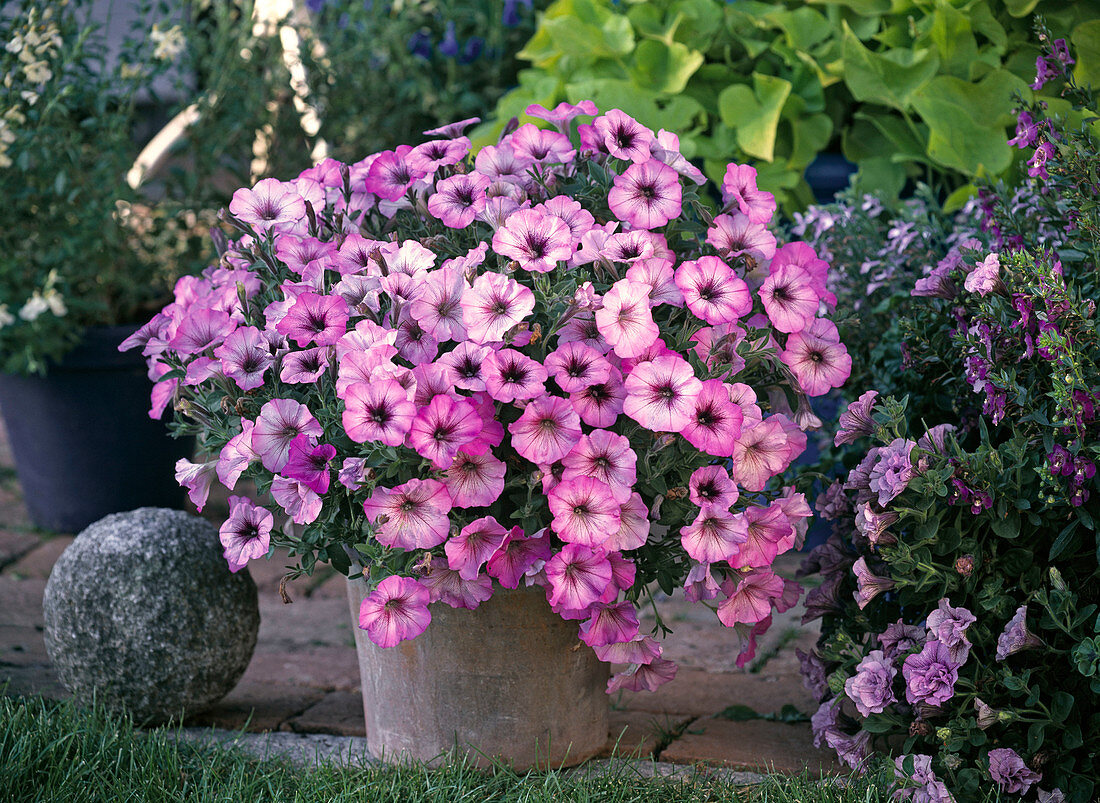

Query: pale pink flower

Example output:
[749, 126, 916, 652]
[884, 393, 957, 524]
[229, 178, 307, 235]
[730, 417, 792, 492]
[545, 544, 613, 610]
[446, 516, 509, 580]
[437, 341, 491, 392]
[706, 213, 776, 263]
[175, 458, 217, 511]
[525, 99, 599, 132]
[407, 394, 482, 468]
[270, 475, 323, 525]
[965, 253, 1002, 296]
[607, 493, 650, 551]
[363, 145, 425, 201]
[217, 419, 258, 490]
[219, 496, 273, 573]
[593, 109, 654, 163]
[393, 314, 439, 365]
[342, 380, 415, 446]
[759, 264, 820, 334]
[508, 123, 577, 165]
[595, 279, 659, 358]
[717, 569, 785, 626]
[358, 575, 432, 648]
[474, 142, 533, 186]
[486, 528, 552, 589]
[252, 398, 323, 473]
[509, 395, 582, 465]
[652, 129, 706, 184]
[688, 465, 739, 510]
[443, 448, 506, 508]
[363, 478, 452, 550]
[427, 172, 490, 228]
[781, 330, 852, 397]
[537, 196, 595, 244]
[549, 477, 622, 548]
[481, 348, 548, 403]
[681, 378, 745, 456]
[492, 208, 573, 272]
[214, 325, 272, 390]
[623, 355, 702, 432]
[626, 257, 683, 307]
[675, 256, 752, 325]
[580, 601, 640, 647]
[561, 429, 637, 501]
[168, 307, 232, 355]
[608, 159, 682, 230]
[275, 293, 350, 348]
[409, 266, 468, 342]
[275, 234, 337, 278]
[606, 658, 677, 693]
[461, 272, 535, 343]
[721, 163, 776, 225]
[729, 503, 793, 569]
[545, 342, 612, 393]
[279, 346, 330, 384]
[420, 566, 494, 610]
[681, 507, 745, 564]
[570, 367, 626, 428]
[407, 136, 470, 174]
[593, 635, 661, 665]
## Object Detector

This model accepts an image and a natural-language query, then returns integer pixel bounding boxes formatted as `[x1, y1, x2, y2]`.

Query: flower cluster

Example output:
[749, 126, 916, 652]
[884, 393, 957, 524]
[798, 35, 1100, 803]
[128, 102, 850, 690]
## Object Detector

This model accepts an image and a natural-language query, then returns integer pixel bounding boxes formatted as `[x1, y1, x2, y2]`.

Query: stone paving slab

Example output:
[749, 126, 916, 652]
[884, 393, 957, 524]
[0, 529, 38, 570]
[617, 668, 814, 719]
[241, 647, 361, 693]
[660, 717, 839, 776]
[602, 710, 690, 759]
[8, 536, 73, 580]
[286, 690, 367, 737]
[185, 681, 326, 733]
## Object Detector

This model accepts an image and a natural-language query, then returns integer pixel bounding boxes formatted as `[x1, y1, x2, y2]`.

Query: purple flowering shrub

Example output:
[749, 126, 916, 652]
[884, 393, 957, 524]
[125, 103, 853, 691]
[799, 35, 1100, 803]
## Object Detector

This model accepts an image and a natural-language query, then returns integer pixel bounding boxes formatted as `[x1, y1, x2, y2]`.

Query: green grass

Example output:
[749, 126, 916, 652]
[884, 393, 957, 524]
[0, 694, 964, 803]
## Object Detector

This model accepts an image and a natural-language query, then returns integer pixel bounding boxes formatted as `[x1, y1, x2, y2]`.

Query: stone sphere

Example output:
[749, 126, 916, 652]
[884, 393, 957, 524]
[43, 507, 259, 723]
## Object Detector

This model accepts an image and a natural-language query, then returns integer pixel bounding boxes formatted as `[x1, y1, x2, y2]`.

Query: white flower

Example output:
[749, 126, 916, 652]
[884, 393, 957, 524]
[44, 288, 66, 317]
[22, 60, 51, 84]
[0, 304, 14, 329]
[19, 293, 48, 321]
[150, 24, 185, 61]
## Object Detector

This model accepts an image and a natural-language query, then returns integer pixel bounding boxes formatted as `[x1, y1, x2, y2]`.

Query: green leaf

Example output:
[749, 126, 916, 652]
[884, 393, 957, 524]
[717, 73, 793, 161]
[1002, 0, 1040, 17]
[766, 6, 832, 52]
[630, 40, 704, 95]
[943, 183, 978, 213]
[909, 70, 1028, 177]
[787, 113, 833, 169]
[991, 510, 1021, 539]
[841, 23, 940, 110]
[928, 1, 978, 79]
[1072, 20, 1100, 90]
[543, 15, 635, 59]
[862, 714, 896, 734]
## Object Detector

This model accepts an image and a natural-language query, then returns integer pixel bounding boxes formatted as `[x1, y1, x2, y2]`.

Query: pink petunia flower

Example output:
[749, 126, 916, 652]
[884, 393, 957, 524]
[270, 475, 323, 525]
[593, 109, 654, 163]
[570, 366, 627, 428]
[276, 293, 350, 347]
[526, 100, 599, 133]
[168, 307, 232, 355]
[579, 601, 641, 647]
[545, 342, 612, 393]
[688, 465, 739, 511]
[594, 279, 659, 358]
[729, 503, 794, 569]
[442, 448, 506, 508]
[549, 477, 622, 548]
[342, 380, 416, 446]
[281, 434, 336, 495]
[545, 544, 613, 610]
[507, 123, 577, 165]
[358, 575, 432, 648]
[279, 346, 330, 384]
[219, 496, 273, 573]
[707, 213, 777, 264]
[608, 159, 682, 230]
[482, 348, 548, 403]
[363, 145, 426, 201]
[175, 458, 217, 512]
[229, 178, 307, 235]
[681, 507, 745, 564]
[509, 395, 583, 465]
[427, 172, 490, 229]
[461, 272, 535, 343]
[623, 355, 702, 432]
[676, 256, 752, 325]
[730, 417, 793, 492]
[363, 478, 452, 550]
[407, 394, 482, 468]
[214, 325, 272, 390]
[409, 266, 468, 343]
[759, 264, 820, 334]
[420, 566, 494, 610]
[780, 329, 852, 397]
[606, 658, 678, 693]
[474, 142, 533, 187]
[407, 137, 470, 174]
[721, 163, 776, 225]
[275, 234, 338, 278]
[252, 398, 323, 473]
[604, 493, 650, 552]
[492, 208, 573, 272]
[561, 429, 637, 501]
[680, 379, 745, 456]
[716, 569, 785, 626]
[217, 419, 258, 490]
[445, 516, 509, 580]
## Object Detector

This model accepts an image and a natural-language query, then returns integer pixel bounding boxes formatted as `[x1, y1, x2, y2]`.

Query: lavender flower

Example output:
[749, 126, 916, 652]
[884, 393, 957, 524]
[868, 438, 916, 505]
[853, 556, 895, 609]
[855, 502, 899, 546]
[988, 747, 1041, 795]
[917, 424, 956, 455]
[911, 264, 957, 299]
[925, 598, 976, 665]
[844, 649, 897, 716]
[902, 641, 959, 706]
[879, 619, 925, 658]
[811, 696, 841, 749]
[797, 647, 830, 702]
[973, 697, 999, 730]
[815, 479, 850, 520]
[892, 754, 955, 803]
[835, 390, 878, 446]
[1038, 788, 1066, 803]
[996, 604, 1043, 660]
[825, 728, 872, 770]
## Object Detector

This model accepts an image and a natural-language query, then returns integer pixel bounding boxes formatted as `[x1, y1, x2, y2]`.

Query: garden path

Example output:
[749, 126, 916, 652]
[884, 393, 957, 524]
[0, 414, 838, 776]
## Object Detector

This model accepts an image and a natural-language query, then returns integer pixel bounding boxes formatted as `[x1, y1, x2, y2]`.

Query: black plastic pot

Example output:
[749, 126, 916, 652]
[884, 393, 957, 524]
[0, 325, 189, 533]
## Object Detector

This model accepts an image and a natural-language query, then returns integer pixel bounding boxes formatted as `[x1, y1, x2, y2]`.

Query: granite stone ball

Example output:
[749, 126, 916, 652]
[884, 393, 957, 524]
[43, 507, 259, 724]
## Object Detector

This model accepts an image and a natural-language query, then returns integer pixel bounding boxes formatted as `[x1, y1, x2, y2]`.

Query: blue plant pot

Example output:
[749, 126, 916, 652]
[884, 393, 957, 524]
[0, 325, 189, 533]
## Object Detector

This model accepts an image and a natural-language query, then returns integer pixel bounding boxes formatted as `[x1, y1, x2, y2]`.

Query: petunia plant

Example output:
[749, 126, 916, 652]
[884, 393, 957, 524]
[125, 102, 850, 691]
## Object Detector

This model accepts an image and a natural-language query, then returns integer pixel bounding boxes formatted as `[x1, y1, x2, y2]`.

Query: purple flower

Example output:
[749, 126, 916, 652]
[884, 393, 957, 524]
[853, 556, 895, 609]
[844, 649, 897, 716]
[1007, 110, 1040, 150]
[797, 648, 830, 702]
[996, 604, 1043, 660]
[811, 697, 841, 748]
[1031, 56, 1060, 91]
[825, 728, 872, 770]
[911, 265, 957, 299]
[925, 598, 976, 665]
[868, 438, 916, 505]
[964, 253, 1002, 296]
[902, 641, 959, 706]
[855, 503, 898, 547]
[879, 620, 925, 659]
[814, 480, 850, 521]
[1028, 141, 1056, 180]
[892, 754, 954, 802]
[988, 747, 1041, 795]
[835, 390, 878, 446]
[917, 424, 956, 455]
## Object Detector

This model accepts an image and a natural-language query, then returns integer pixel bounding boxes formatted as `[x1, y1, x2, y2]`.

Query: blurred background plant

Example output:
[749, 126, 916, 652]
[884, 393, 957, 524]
[474, 0, 1100, 212]
[0, 0, 544, 375]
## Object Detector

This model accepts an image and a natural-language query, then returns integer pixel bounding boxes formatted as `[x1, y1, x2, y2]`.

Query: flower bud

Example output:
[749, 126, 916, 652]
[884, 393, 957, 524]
[935, 727, 952, 742]
[955, 555, 975, 577]
[827, 670, 847, 696]
[943, 754, 963, 771]
[909, 720, 934, 737]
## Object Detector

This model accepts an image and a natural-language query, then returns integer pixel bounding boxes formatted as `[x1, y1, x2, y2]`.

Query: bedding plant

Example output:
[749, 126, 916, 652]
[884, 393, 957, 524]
[124, 103, 851, 689]
[798, 33, 1100, 802]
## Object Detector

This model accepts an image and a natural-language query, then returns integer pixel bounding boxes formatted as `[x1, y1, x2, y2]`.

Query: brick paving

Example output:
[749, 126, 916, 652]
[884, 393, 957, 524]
[0, 411, 838, 777]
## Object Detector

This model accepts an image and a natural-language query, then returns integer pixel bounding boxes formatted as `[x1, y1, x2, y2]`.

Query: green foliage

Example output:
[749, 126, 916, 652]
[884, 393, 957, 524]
[476, 0, 1100, 211]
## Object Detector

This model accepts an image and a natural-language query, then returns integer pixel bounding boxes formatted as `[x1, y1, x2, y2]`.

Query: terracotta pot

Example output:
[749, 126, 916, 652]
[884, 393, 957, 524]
[346, 576, 609, 769]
